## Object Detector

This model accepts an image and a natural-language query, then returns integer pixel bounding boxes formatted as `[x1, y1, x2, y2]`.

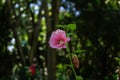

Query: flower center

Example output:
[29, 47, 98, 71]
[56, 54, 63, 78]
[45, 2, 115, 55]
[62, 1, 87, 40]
[59, 40, 64, 44]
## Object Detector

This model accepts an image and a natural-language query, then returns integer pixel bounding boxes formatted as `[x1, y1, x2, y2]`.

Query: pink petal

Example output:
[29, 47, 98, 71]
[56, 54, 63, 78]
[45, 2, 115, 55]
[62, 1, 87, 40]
[49, 29, 70, 49]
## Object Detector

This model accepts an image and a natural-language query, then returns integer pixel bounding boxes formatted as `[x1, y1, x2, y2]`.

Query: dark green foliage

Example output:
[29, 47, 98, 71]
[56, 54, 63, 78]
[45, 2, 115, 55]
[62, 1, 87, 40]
[59, 0, 120, 80]
[0, 0, 120, 80]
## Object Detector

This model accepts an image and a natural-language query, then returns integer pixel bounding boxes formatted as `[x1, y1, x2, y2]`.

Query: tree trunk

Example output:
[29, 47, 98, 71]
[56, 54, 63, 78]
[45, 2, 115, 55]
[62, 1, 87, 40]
[43, 0, 60, 80]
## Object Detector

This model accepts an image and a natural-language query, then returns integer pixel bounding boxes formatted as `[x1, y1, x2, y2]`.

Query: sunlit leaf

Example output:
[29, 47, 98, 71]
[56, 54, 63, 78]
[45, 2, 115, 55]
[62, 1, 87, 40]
[76, 76, 83, 80]
[74, 50, 86, 54]
[67, 24, 76, 31]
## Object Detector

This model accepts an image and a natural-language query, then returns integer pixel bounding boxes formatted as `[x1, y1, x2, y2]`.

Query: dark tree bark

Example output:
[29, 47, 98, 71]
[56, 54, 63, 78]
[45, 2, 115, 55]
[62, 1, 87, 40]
[6, 0, 26, 65]
[43, 0, 60, 80]
[13, 26, 26, 65]
[29, 1, 44, 64]
[51, 0, 60, 30]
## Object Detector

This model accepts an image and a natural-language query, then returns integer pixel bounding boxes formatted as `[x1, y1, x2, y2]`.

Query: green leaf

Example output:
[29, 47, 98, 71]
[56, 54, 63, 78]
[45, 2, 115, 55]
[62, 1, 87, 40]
[56, 25, 64, 28]
[76, 76, 83, 80]
[74, 50, 86, 54]
[67, 24, 76, 31]
[56, 24, 76, 32]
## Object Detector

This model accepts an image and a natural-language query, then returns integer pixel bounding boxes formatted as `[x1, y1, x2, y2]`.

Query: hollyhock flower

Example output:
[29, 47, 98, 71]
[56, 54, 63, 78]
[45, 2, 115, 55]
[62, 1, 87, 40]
[72, 55, 79, 69]
[29, 65, 36, 75]
[49, 29, 70, 49]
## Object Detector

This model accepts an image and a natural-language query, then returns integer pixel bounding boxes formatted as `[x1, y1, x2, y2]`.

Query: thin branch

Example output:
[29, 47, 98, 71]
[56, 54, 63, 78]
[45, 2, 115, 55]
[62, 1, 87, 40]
[12, 26, 26, 65]
[29, 0, 44, 64]
[8, 0, 26, 65]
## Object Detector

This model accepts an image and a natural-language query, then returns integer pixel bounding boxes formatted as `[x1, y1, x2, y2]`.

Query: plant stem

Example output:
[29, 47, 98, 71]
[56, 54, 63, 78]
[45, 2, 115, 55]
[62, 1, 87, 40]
[67, 48, 77, 79]
[29, 76, 31, 80]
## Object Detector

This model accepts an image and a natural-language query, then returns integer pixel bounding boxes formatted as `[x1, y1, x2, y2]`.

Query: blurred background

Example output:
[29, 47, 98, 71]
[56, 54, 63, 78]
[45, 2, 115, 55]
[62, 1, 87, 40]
[0, 0, 120, 80]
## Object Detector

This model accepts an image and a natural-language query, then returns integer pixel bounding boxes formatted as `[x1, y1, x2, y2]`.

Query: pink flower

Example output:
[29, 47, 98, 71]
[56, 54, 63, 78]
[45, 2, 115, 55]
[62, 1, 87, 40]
[49, 29, 70, 49]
